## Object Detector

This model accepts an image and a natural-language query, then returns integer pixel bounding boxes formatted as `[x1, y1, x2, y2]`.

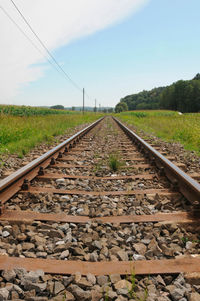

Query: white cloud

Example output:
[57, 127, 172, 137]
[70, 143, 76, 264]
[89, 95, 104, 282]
[0, 0, 148, 103]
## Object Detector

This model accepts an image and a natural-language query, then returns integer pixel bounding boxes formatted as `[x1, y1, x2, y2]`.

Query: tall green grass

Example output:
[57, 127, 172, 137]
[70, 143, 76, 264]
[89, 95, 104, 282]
[0, 113, 101, 157]
[117, 111, 200, 155]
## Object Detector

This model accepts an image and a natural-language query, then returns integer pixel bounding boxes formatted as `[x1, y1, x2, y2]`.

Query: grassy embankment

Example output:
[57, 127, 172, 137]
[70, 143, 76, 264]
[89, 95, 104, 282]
[0, 105, 102, 158]
[117, 111, 200, 155]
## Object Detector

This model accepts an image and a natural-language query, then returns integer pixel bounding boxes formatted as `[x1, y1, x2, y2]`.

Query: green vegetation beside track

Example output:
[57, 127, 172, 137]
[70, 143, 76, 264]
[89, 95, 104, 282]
[0, 112, 102, 157]
[117, 111, 200, 155]
[0, 104, 74, 116]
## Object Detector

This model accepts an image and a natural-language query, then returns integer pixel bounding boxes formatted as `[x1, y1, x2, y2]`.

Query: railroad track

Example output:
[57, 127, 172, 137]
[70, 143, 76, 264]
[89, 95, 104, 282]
[0, 116, 200, 300]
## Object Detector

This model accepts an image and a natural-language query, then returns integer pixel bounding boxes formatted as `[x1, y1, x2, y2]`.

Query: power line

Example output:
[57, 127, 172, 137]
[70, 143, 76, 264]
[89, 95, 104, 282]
[0, 5, 63, 76]
[10, 0, 83, 92]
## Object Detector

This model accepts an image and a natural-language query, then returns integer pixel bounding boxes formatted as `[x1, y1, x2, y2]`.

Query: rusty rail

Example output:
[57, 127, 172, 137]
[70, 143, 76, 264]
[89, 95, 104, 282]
[0, 117, 103, 210]
[113, 117, 200, 204]
[0, 116, 200, 278]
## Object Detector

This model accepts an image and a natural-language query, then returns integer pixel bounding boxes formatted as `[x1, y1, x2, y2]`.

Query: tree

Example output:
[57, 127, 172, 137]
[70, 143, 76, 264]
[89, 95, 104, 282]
[115, 102, 128, 113]
[115, 73, 200, 113]
[193, 73, 200, 80]
[50, 105, 65, 110]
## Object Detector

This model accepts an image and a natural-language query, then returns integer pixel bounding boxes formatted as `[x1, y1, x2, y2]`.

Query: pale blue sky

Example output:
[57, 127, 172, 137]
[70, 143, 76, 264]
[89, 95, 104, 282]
[2, 0, 200, 108]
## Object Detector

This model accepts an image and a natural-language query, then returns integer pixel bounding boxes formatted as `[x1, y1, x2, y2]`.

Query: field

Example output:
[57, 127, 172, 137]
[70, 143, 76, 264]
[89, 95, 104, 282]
[117, 110, 200, 155]
[0, 110, 101, 157]
[0, 105, 73, 116]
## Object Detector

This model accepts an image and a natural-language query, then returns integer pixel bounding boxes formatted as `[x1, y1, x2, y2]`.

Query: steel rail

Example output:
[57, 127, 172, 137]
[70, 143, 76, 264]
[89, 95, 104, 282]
[113, 117, 200, 204]
[0, 117, 103, 209]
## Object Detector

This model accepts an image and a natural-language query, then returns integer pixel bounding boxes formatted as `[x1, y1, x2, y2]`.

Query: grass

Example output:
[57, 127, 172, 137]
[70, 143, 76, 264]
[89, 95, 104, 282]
[127, 271, 148, 300]
[103, 272, 148, 301]
[108, 153, 122, 172]
[0, 113, 102, 157]
[117, 110, 200, 155]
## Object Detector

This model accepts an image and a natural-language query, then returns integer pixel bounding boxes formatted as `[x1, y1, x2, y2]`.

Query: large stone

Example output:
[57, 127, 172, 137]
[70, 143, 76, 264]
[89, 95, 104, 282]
[22, 242, 35, 251]
[114, 279, 132, 290]
[90, 252, 98, 262]
[86, 273, 96, 285]
[91, 290, 102, 301]
[60, 250, 69, 259]
[72, 247, 85, 256]
[170, 288, 185, 300]
[110, 274, 121, 284]
[54, 281, 65, 295]
[25, 270, 44, 282]
[75, 278, 93, 288]
[2, 231, 10, 238]
[109, 246, 121, 256]
[148, 238, 162, 255]
[6, 283, 24, 297]
[189, 292, 200, 301]
[2, 269, 16, 281]
[33, 235, 46, 244]
[92, 240, 102, 250]
[56, 178, 66, 185]
[133, 254, 145, 260]
[108, 290, 118, 298]
[160, 244, 174, 257]
[156, 275, 166, 286]
[0, 288, 9, 301]
[68, 284, 91, 300]
[24, 289, 36, 299]
[133, 243, 147, 256]
[14, 267, 27, 279]
[64, 290, 75, 301]
[74, 272, 81, 282]
[22, 280, 47, 293]
[117, 250, 129, 261]
[185, 273, 200, 285]
[63, 275, 74, 287]
[97, 275, 108, 286]
[49, 229, 64, 239]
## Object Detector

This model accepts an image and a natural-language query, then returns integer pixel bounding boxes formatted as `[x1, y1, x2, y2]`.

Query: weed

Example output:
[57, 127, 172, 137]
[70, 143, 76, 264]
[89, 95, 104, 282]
[103, 277, 111, 301]
[0, 159, 5, 167]
[181, 236, 189, 246]
[108, 153, 123, 172]
[62, 292, 66, 301]
[127, 270, 148, 301]
[104, 287, 109, 301]
[181, 236, 200, 245]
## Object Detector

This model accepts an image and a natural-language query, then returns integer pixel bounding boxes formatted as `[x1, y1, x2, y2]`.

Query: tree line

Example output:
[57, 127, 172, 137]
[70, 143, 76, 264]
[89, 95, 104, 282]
[115, 74, 200, 113]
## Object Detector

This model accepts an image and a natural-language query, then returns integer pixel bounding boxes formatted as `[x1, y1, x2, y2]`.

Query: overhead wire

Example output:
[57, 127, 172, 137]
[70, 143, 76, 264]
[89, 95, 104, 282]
[10, 0, 84, 93]
[0, 5, 63, 76]
[1, 0, 97, 104]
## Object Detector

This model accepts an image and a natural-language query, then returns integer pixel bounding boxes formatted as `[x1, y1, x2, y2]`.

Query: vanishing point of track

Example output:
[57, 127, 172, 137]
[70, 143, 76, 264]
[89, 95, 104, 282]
[0, 116, 200, 277]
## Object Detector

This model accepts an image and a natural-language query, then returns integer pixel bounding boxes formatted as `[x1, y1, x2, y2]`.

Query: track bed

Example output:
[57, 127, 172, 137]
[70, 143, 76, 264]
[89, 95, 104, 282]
[0, 116, 200, 300]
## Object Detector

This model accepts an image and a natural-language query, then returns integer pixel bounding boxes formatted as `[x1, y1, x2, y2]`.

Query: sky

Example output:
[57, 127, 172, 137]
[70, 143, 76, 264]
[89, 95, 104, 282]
[0, 0, 200, 108]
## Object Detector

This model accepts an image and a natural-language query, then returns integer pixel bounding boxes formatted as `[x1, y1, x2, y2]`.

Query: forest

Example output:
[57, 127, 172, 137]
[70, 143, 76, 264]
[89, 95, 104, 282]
[115, 74, 200, 113]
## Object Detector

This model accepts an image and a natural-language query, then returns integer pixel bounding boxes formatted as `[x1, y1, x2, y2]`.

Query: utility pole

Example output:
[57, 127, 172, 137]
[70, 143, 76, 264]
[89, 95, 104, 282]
[99, 103, 101, 112]
[83, 88, 85, 114]
[94, 99, 97, 113]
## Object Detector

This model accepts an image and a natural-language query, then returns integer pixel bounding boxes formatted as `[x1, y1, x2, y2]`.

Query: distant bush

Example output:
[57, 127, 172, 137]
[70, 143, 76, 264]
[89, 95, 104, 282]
[50, 105, 65, 110]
